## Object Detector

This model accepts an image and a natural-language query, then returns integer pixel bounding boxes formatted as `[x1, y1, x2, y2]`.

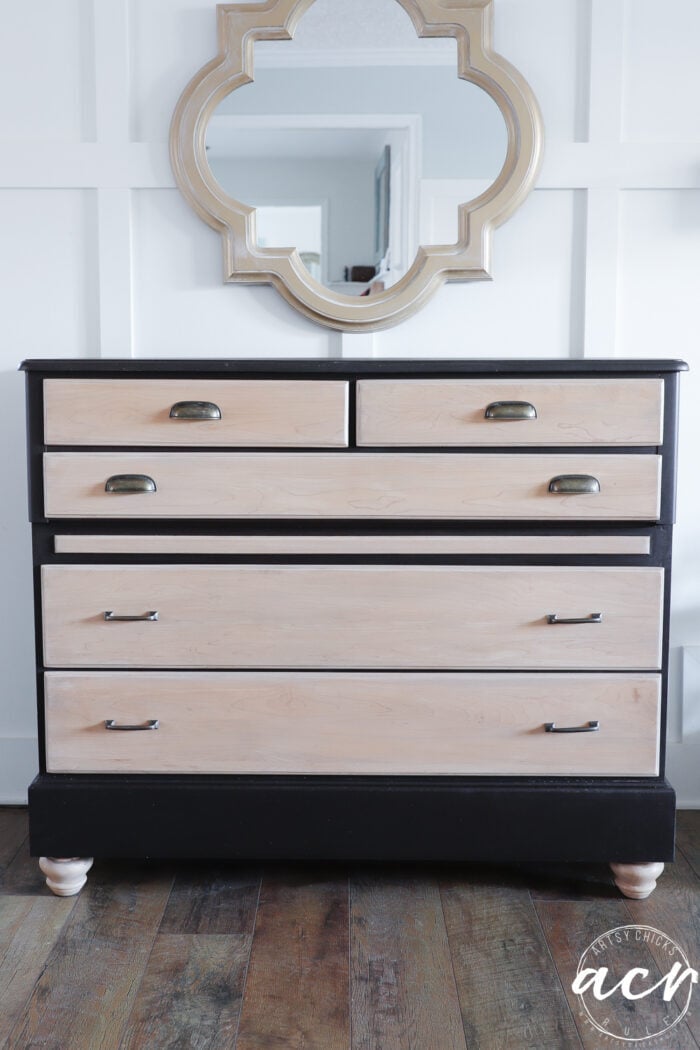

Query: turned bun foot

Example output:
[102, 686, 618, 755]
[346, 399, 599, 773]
[610, 861, 664, 899]
[39, 857, 93, 897]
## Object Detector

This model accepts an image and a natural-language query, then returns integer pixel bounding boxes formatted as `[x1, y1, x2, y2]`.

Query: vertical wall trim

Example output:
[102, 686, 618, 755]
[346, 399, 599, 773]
[588, 0, 626, 143]
[582, 0, 625, 357]
[97, 189, 134, 357]
[340, 332, 376, 358]
[93, 0, 131, 144]
[582, 188, 621, 358]
[92, 0, 134, 356]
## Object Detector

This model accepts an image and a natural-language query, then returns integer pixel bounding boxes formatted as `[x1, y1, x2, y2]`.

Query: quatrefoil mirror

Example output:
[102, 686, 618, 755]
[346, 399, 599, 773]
[170, 0, 544, 331]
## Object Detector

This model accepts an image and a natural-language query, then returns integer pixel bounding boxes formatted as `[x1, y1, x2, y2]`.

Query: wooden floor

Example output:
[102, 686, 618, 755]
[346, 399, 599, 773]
[0, 808, 698, 1050]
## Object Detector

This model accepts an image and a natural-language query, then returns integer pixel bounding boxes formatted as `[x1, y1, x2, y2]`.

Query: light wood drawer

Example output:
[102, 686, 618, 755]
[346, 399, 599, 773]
[43, 379, 349, 447]
[53, 534, 652, 556]
[43, 672, 661, 777]
[43, 452, 662, 521]
[357, 379, 664, 446]
[41, 565, 663, 670]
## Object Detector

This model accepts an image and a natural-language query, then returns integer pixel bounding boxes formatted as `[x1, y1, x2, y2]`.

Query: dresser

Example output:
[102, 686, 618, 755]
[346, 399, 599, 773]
[21, 358, 686, 899]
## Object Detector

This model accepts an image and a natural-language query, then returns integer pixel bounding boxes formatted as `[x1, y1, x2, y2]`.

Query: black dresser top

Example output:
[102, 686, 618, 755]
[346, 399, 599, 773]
[19, 358, 689, 376]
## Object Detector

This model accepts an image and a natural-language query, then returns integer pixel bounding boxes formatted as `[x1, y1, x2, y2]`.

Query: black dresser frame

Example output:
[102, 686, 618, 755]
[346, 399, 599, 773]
[21, 358, 687, 865]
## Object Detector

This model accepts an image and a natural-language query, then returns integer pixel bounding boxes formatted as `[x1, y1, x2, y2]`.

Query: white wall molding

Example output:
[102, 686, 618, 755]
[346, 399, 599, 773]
[0, 0, 699, 803]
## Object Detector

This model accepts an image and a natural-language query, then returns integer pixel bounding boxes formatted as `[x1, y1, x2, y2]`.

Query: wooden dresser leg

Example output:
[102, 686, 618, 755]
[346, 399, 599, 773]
[610, 861, 665, 899]
[39, 857, 93, 897]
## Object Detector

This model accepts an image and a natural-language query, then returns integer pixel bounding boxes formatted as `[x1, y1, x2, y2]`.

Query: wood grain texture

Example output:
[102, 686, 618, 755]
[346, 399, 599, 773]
[53, 533, 652, 556]
[235, 872, 350, 1050]
[535, 899, 700, 1049]
[350, 875, 467, 1050]
[159, 864, 261, 935]
[43, 451, 662, 521]
[440, 875, 583, 1050]
[677, 810, 700, 878]
[357, 378, 665, 446]
[43, 672, 661, 777]
[0, 811, 46, 896]
[624, 850, 700, 1044]
[0, 808, 29, 872]
[2, 810, 700, 1050]
[4, 862, 173, 1050]
[41, 564, 665, 670]
[0, 895, 76, 1045]
[119, 933, 252, 1050]
[43, 379, 349, 447]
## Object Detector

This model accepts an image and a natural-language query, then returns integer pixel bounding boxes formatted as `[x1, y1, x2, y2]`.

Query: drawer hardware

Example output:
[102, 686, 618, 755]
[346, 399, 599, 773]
[548, 474, 600, 495]
[104, 719, 159, 731]
[484, 400, 537, 420]
[546, 612, 602, 625]
[169, 400, 222, 421]
[544, 720, 600, 734]
[105, 474, 157, 494]
[104, 610, 159, 622]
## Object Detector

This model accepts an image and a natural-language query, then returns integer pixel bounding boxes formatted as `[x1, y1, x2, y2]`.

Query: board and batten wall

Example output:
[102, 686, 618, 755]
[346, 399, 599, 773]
[0, 0, 699, 804]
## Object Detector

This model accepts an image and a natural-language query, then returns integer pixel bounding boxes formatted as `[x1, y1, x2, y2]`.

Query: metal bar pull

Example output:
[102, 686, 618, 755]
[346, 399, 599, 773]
[485, 400, 537, 421]
[544, 720, 600, 734]
[546, 613, 602, 625]
[169, 401, 222, 420]
[104, 610, 159, 622]
[105, 719, 159, 731]
[105, 474, 157, 494]
[548, 474, 600, 495]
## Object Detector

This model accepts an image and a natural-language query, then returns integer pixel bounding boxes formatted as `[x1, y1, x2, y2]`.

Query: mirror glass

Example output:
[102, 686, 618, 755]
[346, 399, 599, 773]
[205, 0, 508, 295]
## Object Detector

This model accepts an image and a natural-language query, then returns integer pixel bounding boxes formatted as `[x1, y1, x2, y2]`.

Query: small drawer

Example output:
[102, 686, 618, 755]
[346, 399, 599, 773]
[41, 564, 664, 670]
[43, 452, 662, 521]
[43, 671, 661, 777]
[43, 379, 349, 448]
[357, 379, 664, 446]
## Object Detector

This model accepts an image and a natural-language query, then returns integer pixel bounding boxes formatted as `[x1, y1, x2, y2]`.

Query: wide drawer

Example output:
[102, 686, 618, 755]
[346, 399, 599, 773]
[43, 672, 661, 777]
[43, 452, 662, 520]
[41, 565, 664, 670]
[357, 379, 664, 446]
[43, 379, 349, 447]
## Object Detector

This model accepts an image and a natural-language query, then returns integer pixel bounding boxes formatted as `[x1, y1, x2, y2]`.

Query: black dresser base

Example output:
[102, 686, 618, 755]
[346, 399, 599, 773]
[28, 774, 676, 864]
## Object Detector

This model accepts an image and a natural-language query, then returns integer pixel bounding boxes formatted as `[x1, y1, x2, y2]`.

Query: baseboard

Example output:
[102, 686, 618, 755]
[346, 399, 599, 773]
[0, 737, 37, 804]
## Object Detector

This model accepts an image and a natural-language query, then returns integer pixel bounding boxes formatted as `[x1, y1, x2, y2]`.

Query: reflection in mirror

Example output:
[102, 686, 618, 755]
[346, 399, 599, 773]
[205, 0, 508, 295]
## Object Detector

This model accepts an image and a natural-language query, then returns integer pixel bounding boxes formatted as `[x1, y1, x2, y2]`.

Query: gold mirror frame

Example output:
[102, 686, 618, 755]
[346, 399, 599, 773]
[170, 0, 544, 331]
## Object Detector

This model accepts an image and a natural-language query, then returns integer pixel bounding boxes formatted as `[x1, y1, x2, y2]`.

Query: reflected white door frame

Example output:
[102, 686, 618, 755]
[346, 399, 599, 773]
[206, 112, 422, 289]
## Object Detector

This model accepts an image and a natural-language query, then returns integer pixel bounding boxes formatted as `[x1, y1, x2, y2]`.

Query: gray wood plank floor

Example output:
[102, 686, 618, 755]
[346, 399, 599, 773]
[1, 808, 698, 1050]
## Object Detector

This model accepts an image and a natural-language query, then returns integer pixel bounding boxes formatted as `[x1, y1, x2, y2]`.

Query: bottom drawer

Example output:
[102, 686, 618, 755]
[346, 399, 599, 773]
[44, 672, 661, 777]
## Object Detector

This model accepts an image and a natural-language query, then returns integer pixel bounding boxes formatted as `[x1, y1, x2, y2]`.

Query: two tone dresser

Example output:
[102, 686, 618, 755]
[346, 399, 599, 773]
[21, 358, 686, 898]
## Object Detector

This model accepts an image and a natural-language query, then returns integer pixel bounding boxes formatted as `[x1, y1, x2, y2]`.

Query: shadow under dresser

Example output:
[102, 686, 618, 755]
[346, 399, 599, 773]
[20, 357, 687, 898]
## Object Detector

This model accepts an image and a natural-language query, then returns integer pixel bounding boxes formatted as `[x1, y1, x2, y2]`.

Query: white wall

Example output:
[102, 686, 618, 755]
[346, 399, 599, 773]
[0, 0, 699, 804]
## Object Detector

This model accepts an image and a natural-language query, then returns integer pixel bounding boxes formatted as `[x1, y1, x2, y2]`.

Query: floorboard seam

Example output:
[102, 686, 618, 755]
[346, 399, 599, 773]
[347, 872, 353, 1050]
[529, 891, 586, 1050]
[437, 879, 472, 1050]
[230, 871, 263, 1050]
[114, 869, 177, 1050]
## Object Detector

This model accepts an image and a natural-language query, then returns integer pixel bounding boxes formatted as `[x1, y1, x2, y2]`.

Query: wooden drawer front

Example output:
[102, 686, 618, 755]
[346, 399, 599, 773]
[357, 379, 664, 446]
[41, 565, 663, 670]
[53, 534, 652, 556]
[43, 452, 661, 521]
[44, 672, 661, 777]
[43, 379, 349, 447]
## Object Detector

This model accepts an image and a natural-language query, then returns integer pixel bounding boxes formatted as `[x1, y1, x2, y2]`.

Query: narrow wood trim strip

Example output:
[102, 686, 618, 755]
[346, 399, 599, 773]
[53, 534, 652, 556]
